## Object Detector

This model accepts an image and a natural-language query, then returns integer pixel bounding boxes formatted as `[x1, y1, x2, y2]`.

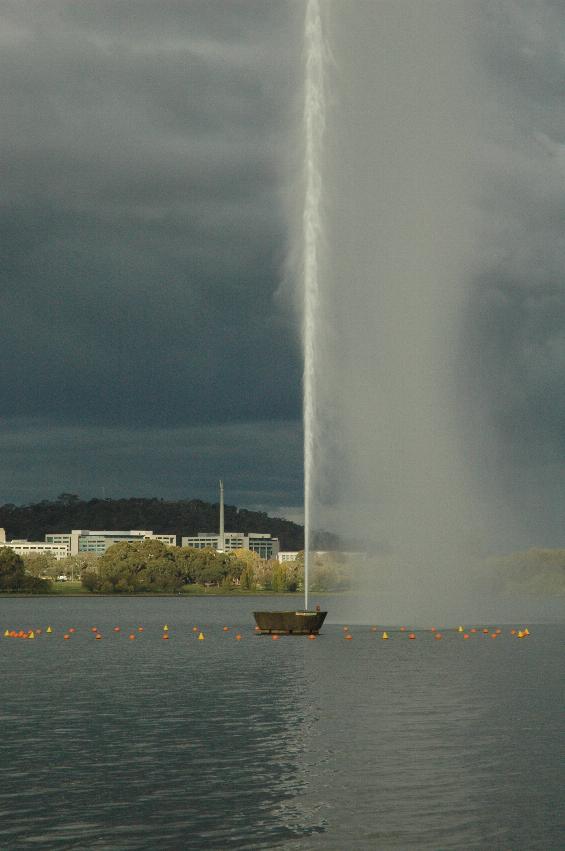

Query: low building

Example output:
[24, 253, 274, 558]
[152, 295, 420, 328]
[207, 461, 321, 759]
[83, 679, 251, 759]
[0, 535, 68, 561]
[45, 529, 176, 556]
[277, 551, 300, 563]
[181, 532, 279, 561]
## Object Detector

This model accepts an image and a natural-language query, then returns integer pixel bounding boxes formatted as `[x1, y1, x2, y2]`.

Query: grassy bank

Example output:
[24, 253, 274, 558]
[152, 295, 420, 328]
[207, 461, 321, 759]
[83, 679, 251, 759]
[1, 583, 305, 597]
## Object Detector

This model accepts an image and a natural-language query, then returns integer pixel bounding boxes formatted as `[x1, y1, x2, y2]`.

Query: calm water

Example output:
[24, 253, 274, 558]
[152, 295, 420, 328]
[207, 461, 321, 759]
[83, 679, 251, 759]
[0, 595, 563, 850]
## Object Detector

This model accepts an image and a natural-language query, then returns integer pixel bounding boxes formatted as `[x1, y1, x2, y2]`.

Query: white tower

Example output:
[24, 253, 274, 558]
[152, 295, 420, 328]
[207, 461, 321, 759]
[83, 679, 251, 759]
[218, 480, 225, 552]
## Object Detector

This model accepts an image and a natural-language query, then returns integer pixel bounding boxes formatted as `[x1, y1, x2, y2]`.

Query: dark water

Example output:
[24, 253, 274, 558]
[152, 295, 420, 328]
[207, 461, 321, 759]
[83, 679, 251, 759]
[0, 596, 563, 850]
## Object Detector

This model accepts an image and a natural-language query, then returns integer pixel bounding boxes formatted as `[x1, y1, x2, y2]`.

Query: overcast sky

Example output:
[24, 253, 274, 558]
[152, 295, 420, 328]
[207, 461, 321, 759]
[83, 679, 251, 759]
[2, 1, 565, 540]
[1, 1, 304, 515]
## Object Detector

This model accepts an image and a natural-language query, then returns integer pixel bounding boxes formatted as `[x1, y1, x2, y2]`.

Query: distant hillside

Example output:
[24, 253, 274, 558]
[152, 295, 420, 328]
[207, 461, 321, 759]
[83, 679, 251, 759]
[0, 494, 311, 551]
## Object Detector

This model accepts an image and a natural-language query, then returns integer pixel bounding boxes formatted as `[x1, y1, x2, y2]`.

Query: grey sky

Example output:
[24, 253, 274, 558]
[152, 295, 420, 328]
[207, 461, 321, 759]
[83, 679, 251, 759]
[1, 0, 303, 512]
[1, 1, 565, 542]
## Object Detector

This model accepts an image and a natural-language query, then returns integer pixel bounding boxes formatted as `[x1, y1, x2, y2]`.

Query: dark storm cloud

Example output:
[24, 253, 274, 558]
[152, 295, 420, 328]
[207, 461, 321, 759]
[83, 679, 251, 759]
[0, 0, 308, 507]
[0, 418, 303, 510]
[1, 0, 302, 429]
[1, 0, 305, 509]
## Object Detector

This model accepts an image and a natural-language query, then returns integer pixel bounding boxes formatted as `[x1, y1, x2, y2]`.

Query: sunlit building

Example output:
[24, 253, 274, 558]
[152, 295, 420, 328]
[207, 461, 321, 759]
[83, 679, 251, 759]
[45, 529, 176, 556]
[181, 532, 279, 560]
[0, 527, 68, 561]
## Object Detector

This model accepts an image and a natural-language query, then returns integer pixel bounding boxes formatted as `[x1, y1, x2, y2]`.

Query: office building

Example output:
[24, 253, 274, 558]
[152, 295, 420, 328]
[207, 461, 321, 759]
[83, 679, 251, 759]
[45, 530, 176, 556]
[181, 532, 279, 560]
[0, 529, 68, 561]
[277, 551, 300, 563]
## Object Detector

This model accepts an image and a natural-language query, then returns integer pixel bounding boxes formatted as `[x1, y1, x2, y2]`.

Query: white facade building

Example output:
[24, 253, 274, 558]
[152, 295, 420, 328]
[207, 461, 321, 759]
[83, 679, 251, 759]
[45, 529, 176, 556]
[277, 551, 300, 563]
[1, 536, 68, 561]
[181, 532, 279, 560]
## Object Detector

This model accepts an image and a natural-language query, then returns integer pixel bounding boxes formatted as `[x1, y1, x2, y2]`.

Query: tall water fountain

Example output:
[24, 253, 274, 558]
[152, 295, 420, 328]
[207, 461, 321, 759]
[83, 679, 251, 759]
[298, 1, 507, 623]
[302, 0, 325, 611]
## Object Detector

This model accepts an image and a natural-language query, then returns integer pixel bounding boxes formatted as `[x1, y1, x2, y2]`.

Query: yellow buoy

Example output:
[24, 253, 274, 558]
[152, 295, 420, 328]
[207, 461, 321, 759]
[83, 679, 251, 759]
[28, 631, 35, 639]
[46, 626, 52, 633]
[163, 624, 169, 632]
[382, 631, 389, 640]
[198, 632, 205, 641]
[457, 626, 464, 632]
[3, 629, 8, 637]
[523, 628, 530, 636]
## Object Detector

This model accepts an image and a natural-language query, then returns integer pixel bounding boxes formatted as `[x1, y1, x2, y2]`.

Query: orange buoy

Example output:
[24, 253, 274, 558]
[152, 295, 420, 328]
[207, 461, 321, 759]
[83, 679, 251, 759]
[129, 634, 136, 640]
[95, 634, 102, 640]
[510, 629, 516, 635]
[193, 626, 199, 632]
[223, 626, 229, 632]
[463, 633, 470, 639]
[400, 626, 406, 632]
[272, 634, 280, 641]
[137, 626, 144, 632]
[470, 628, 477, 633]
[91, 627, 98, 633]
[482, 628, 489, 634]
[113, 627, 120, 632]
[308, 634, 316, 640]
[370, 626, 377, 632]
[408, 632, 416, 640]
[63, 634, 70, 640]
[345, 634, 353, 641]
[162, 633, 169, 640]
[434, 632, 443, 640]
[523, 628, 530, 636]
[343, 625, 349, 631]
[430, 626, 437, 632]
[235, 633, 242, 641]
[68, 627, 76, 633]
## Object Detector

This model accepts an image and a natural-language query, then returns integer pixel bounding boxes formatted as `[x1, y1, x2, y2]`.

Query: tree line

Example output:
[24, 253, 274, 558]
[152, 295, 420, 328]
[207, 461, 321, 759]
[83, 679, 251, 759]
[0, 548, 51, 593]
[79, 541, 350, 593]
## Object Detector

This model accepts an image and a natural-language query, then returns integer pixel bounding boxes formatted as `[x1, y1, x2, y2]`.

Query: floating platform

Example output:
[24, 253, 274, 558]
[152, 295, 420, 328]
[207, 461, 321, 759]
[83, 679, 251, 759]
[253, 610, 327, 635]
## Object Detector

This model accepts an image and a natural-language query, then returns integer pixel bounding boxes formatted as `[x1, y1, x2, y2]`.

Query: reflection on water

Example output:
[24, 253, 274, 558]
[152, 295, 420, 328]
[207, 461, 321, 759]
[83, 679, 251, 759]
[0, 597, 562, 849]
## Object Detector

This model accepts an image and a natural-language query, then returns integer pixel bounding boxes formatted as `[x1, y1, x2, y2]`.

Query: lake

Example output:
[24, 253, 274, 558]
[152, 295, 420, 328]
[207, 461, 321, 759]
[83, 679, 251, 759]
[0, 595, 563, 849]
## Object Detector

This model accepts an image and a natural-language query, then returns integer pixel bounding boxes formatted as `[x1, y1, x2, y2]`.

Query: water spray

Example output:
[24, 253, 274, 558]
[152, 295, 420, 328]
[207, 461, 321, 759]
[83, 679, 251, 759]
[303, 0, 325, 611]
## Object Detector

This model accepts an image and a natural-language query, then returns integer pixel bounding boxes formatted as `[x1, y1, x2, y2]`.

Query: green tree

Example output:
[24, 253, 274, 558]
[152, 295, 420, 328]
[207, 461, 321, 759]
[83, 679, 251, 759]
[0, 547, 51, 592]
[22, 553, 57, 578]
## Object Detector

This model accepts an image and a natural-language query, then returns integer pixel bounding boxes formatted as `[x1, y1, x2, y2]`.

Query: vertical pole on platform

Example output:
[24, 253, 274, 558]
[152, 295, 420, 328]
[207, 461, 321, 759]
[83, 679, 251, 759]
[219, 479, 225, 553]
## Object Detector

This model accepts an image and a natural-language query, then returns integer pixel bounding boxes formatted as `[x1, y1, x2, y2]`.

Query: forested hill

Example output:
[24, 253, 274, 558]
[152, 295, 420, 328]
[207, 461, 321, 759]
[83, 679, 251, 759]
[0, 495, 308, 551]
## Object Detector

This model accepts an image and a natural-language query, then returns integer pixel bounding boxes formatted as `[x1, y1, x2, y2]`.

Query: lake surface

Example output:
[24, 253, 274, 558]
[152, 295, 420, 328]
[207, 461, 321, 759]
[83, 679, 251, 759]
[0, 595, 563, 849]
